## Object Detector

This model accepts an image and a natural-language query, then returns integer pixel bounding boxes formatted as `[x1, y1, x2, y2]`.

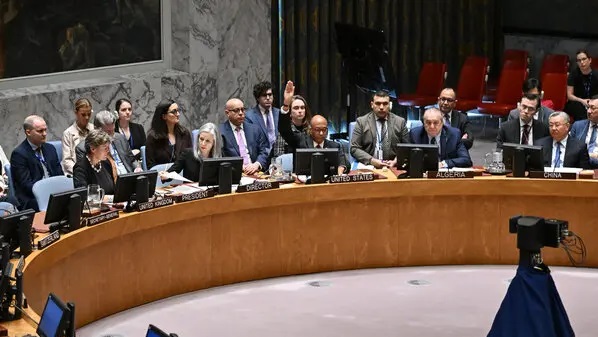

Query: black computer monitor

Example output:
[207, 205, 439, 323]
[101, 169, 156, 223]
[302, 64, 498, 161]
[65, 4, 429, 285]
[395, 143, 439, 178]
[0, 209, 35, 256]
[502, 142, 544, 177]
[294, 148, 340, 184]
[199, 157, 243, 194]
[44, 187, 87, 232]
[37, 293, 70, 337]
[146, 324, 171, 337]
[113, 170, 158, 204]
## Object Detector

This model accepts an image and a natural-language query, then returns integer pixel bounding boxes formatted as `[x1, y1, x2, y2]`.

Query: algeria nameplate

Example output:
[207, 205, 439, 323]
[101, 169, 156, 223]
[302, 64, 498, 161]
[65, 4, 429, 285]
[427, 171, 475, 179]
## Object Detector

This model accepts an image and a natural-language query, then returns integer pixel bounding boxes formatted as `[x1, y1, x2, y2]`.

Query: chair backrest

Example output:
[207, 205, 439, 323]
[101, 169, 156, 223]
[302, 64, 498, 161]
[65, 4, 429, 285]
[502, 49, 529, 68]
[541, 72, 568, 111]
[495, 68, 528, 104]
[0, 202, 17, 217]
[140, 146, 147, 171]
[47, 141, 63, 162]
[3, 163, 14, 199]
[540, 54, 570, 80]
[276, 154, 293, 172]
[414, 62, 447, 97]
[150, 163, 175, 188]
[191, 129, 200, 150]
[32, 176, 74, 211]
[456, 56, 489, 101]
[347, 121, 357, 165]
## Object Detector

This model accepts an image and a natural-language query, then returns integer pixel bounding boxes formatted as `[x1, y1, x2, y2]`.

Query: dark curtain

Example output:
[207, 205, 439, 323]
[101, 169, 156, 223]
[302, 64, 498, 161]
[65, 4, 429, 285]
[276, 0, 502, 134]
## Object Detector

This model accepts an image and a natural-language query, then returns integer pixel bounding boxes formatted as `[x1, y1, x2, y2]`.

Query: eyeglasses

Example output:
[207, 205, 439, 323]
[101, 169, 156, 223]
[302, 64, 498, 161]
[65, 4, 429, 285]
[227, 107, 246, 114]
[577, 57, 589, 63]
[312, 127, 328, 134]
[439, 97, 456, 103]
[261, 93, 274, 97]
[166, 108, 180, 115]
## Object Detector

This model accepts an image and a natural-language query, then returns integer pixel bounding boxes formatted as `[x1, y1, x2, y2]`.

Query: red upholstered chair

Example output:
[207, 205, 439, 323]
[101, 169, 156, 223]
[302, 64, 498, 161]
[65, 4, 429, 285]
[540, 54, 569, 80]
[397, 62, 447, 107]
[478, 68, 527, 117]
[503, 49, 529, 68]
[485, 50, 529, 101]
[454, 56, 489, 111]
[541, 72, 568, 111]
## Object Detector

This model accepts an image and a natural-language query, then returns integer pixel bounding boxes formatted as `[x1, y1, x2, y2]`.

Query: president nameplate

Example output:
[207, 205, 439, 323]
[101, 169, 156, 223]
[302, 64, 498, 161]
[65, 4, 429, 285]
[86, 210, 120, 227]
[175, 189, 215, 203]
[329, 173, 375, 184]
[528, 171, 577, 180]
[38, 230, 60, 250]
[236, 181, 280, 193]
[136, 197, 175, 212]
[427, 171, 474, 179]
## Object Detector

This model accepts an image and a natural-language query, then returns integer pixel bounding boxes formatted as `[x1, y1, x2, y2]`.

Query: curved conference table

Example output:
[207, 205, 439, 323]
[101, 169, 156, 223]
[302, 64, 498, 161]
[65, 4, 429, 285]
[9, 172, 598, 333]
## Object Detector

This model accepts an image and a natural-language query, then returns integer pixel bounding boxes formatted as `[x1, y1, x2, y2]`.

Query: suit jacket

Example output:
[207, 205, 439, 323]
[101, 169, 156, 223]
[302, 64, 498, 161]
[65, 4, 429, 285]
[569, 119, 598, 167]
[278, 112, 350, 171]
[246, 105, 280, 141]
[220, 121, 270, 170]
[350, 111, 409, 164]
[534, 136, 591, 169]
[73, 157, 115, 194]
[508, 106, 553, 127]
[448, 110, 474, 150]
[115, 122, 146, 150]
[409, 125, 473, 168]
[75, 133, 137, 173]
[167, 148, 202, 182]
[145, 128, 192, 170]
[10, 140, 64, 211]
[496, 119, 549, 149]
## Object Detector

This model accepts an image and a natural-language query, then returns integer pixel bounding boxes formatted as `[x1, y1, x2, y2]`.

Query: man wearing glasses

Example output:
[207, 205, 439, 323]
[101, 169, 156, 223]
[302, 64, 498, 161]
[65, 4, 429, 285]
[496, 93, 550, 149]
[246, 81, 279, 157]
[220, 98, 270, 175]
[535, 111, 590, 169]
[569, 94, 598, 168]
[437, 88, 474, 149]
[508, 78, 554, 127]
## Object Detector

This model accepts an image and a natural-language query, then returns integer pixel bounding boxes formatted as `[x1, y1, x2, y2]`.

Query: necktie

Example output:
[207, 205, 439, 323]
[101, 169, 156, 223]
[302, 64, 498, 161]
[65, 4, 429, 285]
[35, 147, 50, 178]
[554, 142, 562, 168]
[521, 124, 530, 145]
[589, 124, 597, 153]
[315, 144, 322, 149]
[378, 118, 391, 159]
[265, 110, 276, 145]
[443, 113, 450, 126]
[235, 127, 251, 165]
[107, 154, 118, 183]
[430, 137, 436, 145]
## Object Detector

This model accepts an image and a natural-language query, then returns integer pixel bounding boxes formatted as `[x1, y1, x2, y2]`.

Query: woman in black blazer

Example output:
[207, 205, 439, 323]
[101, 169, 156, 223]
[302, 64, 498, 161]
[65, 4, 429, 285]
[73, 130, 115, 194]
[114, 98, 146, 151]
[145, 99, 192, 170]
[159, 122, 222, 182]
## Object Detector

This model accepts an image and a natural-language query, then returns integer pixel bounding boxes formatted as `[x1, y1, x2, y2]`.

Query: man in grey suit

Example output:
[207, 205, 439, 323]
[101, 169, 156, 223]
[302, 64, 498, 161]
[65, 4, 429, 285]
[76, 110, 139, 173]
[507, 78, 553, 126]
[496, 93, 550, 149]
[350, 91, 410, 168]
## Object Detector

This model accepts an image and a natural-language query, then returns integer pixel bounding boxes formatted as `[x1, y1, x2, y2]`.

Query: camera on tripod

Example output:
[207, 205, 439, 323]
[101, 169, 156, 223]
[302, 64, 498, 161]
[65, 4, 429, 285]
[509, 216, 569, 252]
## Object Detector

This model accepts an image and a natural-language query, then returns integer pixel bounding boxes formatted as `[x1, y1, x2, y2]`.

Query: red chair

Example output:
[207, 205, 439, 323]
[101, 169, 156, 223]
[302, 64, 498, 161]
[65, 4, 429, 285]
[397, 62, 447, 107]
[485, 50, 529, 101]
[540, 54, 569, 80]
[454, 56, 489, 111]
[478, 68, 527, 117]
[541, 72, 568, 111]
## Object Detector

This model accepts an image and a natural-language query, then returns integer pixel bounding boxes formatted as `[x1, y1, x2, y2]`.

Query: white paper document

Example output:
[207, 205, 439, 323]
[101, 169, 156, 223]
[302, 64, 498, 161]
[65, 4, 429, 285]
[240, 176, 256, 185]
[543, 167, 583, 173]
[438, 167, 476, 172]
[169, 184, 206, 194]
[164, 171, 193, 183]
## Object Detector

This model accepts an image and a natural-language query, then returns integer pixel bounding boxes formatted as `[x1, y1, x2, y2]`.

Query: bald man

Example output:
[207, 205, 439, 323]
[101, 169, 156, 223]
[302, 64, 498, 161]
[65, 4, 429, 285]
[219, 98, 271, 175]
[409, 108, 472, 169]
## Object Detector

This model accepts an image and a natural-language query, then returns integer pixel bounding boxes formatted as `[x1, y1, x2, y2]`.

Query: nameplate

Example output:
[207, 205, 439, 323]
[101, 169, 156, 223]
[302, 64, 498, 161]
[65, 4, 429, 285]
[37, 230, 60, 250]
[86, 210, 120, 227]
[427, 171, 475, 179]
[528, 171, 577, 180]
[175, 189, 215, 203]
[136, 197, 175, 212]
[329, 173, 375, 184]
[236, 181, 280, 193]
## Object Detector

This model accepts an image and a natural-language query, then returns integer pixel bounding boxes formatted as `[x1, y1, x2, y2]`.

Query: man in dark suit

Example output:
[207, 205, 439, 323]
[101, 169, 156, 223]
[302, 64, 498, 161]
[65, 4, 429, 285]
[569, 95, 598, 168]
[409, 108, 472, 168]
[75, 110, 139, 173]
[497, 93, 549, 149]
[10, 115, 64, 211]
[535, 111, 591, 169]
[507, 78, 553, 126]
[245, 81, 279, 157]
[220, 98, 270, 175]
[437, 88, 474, 149]
[350, 90, 410, 168]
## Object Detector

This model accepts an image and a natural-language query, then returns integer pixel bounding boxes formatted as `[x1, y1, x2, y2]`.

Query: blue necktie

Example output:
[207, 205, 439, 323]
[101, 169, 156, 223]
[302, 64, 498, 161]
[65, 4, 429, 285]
[588, 124, 597, 152]
[554, 142, 562, 168]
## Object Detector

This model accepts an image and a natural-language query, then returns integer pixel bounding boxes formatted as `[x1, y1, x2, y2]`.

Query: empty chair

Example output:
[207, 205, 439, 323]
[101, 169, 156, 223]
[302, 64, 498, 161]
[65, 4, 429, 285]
[47, 141, 63, 163]
[397, 62, 447, 107]
[502, 49, 529, 69]
[32, 176, 74, 211]
[3, 163, 14, 199]
[478, 68, 528, 117]
[540, 54, 570, 81]
[455, 56, 489, 112]
[541, 72, 568, 111]
[140, 146, 147, 171]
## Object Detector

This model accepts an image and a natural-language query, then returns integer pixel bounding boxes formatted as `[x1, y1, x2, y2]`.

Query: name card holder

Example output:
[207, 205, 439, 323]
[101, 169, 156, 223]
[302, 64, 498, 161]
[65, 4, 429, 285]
[236, 181, 280, 193]
[528, 171, 577, 180]
[37, 230, 60, 250]
[329, 173, 375, 184]
[136, 197, 175, 212]
[175, 189, 216, 203]
[427, 171, 475, 179]
[86, 210, 120, 227]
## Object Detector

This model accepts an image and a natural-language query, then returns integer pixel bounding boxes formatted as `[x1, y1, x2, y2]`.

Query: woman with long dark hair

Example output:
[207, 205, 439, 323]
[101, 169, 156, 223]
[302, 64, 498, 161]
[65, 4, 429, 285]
[145, 99, 192, 169]
[114, 98, 146, 152]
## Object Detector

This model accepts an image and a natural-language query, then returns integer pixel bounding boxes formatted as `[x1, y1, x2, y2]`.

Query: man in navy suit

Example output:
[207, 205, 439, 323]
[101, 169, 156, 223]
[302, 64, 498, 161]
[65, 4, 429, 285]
[10, 115, 64, 211]
[245, 81, 279, 157]
[535, 111, 591, 169]
[220, 98, 270, 175]
[409, 108, 472, 169]
[569, 95, 598, 167]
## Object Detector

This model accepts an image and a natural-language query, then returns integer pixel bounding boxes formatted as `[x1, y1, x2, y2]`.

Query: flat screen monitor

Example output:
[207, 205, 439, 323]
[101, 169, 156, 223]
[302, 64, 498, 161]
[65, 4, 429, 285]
[502, 142, 544, 175]
[395, 143, 439, 178]
[0, 209, 35, 256]
[293, 148, 340, 176]
[37, 293, 70, 337]
[113, 170, 158, 203]
[146, 324, 171, 337]
[44, 187, 87, 225]
[198, 157, 243, 186]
